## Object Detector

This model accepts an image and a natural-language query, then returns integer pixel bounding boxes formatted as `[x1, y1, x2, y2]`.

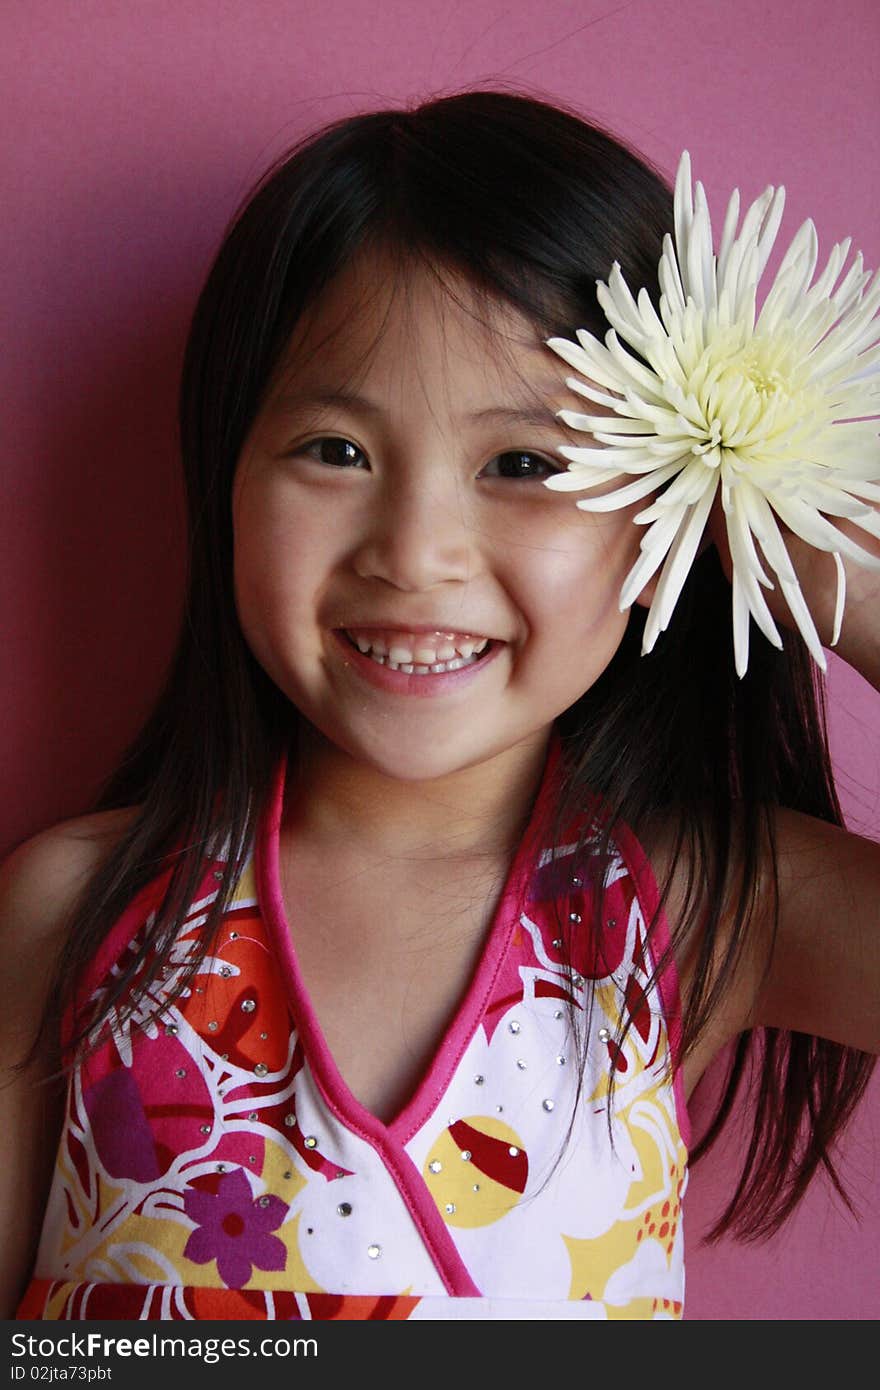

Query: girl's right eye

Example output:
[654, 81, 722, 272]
[299, 436, 367, 468]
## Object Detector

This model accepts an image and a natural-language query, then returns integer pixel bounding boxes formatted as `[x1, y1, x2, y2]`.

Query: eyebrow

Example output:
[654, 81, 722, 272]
[269, 387, 568, 430]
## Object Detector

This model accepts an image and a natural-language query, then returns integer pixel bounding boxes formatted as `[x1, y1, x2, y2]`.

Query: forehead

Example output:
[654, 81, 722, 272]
[263, 247, 568, 414]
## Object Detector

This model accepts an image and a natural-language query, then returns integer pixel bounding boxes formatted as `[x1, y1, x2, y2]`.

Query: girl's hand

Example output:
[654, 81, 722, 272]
[709, 495, 880, 691]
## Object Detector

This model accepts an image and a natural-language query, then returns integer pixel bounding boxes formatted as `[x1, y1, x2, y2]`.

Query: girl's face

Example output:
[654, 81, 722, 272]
[233, 252, 648, 783]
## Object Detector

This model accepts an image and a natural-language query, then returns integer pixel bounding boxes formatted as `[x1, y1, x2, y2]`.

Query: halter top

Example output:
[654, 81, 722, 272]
[18, 736, 690, 1321]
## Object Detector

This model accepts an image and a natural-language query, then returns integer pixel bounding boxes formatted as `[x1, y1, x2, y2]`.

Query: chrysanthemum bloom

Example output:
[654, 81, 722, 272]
[544, 152, 880, 676]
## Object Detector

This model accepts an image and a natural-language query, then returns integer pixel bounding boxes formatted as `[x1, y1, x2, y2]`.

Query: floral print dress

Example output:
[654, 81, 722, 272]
[18, 735, 690, 1321]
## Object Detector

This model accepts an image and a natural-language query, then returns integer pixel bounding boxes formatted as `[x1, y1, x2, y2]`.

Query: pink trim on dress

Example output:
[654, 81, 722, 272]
[255, 733, 563, 1297]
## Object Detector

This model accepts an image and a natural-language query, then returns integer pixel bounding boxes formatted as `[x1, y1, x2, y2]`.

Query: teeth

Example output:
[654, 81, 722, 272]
[382, 654, 473, 674]
[345, 630, 490, 665]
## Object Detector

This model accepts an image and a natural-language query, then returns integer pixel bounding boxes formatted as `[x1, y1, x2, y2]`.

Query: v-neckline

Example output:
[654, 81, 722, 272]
[254, 732, 563, 1146]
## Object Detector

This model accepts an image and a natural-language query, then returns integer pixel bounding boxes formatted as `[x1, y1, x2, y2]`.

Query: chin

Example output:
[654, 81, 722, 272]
[326, 721, 506, 784]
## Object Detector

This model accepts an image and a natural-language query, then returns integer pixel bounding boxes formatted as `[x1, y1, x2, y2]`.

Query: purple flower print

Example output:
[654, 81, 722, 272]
[183, 1168, 288, 1288]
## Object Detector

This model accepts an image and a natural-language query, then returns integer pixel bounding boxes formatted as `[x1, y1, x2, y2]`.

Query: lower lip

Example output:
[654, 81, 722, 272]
[331, 631, 502, 697]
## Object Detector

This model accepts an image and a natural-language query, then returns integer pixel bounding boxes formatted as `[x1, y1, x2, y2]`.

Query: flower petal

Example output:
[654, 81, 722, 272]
[831, 553, 846, 647]
[544, 149, 880, 674]
[642, 483, 716, 650]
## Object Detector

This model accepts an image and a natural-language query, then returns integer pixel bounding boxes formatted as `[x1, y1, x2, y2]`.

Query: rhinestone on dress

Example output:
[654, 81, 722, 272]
[200, 1124, 211, 1134]
[241, 999, 256, 1013]
[508, 1146, 520, 1157]
[461, 1150, 472, 1162]
[284, 1114, 296, 1127]
[516, 1059, 527, 1070]
[572, 875, 582, 887]
[304, 1135, 318, 1149]
[428, 1160, 442, 1174]
[542, 1099, 555, 1112]
[216, 1163, 226, 1172]
[164, 1024, 178, 1036]
[229, 931, 239, 940]
[607, 918, 617, 928]
[283, 1171, 292, 1180]
[569, 912, 581, 924]
[552, 938, 563, 950]
[598, 1027, 610, 1042]
[213, 870, 223, 881]
[219, 966, 232, 978]
[554, 1010, 563, 1019]
[474, 1074, 485, 1086]
[508, 1020, 521, 1035]
[337, 1203, 352, 1217]
[556, 1055, 566, 1065]
[367, 1245, 381, 1259]
[248, 1155, 257, 1164]
[254, 1063, 268, 1077]
[572, 973, 585, 989]
[472, 1184, 480, 1193]
[175, 1068, 186, 1078]
[260, 1032, 268, 1040]
[445, 1203, 456, 1215]
[248, 1111, 258, 1122]
[258, 1196, 271, 1207]
[207, 1021, 218, 1032]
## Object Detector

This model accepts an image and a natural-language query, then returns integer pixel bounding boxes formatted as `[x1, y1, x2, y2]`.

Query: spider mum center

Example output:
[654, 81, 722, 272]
[688, 332, 819, 468]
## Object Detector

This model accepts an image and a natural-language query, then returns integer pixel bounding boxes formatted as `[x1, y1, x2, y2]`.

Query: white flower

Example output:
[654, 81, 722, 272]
[544, 151, 880, 677]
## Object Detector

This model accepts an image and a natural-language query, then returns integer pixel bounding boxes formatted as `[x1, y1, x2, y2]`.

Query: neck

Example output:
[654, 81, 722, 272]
[282, 724, 555, 865]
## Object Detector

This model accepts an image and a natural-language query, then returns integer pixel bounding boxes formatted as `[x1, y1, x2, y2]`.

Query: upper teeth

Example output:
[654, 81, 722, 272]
[345, 629, 490, 664]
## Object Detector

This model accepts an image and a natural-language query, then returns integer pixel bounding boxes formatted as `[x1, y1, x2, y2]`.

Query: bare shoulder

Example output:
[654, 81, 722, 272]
[754, 806, 880, 1053]
[0, 804, 144, 1063]
[637, 805, 880, 1089]
[0, 805, 143, 949]
[0, 805, 142, 1316]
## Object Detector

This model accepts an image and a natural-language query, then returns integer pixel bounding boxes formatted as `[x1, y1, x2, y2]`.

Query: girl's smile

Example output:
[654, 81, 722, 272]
[331, 624, 502, 696]
[232, 248, 651, 786]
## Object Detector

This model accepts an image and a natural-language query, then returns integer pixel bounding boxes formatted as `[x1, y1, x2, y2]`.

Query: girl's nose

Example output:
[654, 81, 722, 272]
[351, 470, 476, 591]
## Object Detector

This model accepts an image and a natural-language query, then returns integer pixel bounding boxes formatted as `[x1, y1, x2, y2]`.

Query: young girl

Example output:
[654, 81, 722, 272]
[3, 90, 878, 1322]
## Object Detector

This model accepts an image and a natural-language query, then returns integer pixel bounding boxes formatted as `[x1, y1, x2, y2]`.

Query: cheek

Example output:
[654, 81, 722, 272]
[233, 487, 324, 613]
[232, 500, 312, 671]
[528, 512, 640, 636]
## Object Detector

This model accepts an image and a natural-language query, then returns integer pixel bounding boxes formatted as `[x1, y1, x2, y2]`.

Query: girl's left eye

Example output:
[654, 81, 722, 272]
[481, 451, 560, 480]
[300, 437, 367, 467]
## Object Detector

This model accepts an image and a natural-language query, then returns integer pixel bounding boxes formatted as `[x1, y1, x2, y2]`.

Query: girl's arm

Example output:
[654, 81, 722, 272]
[750, 808, 880, 1053]
[716, 504, 880, 1053]
[0, 808, 138, 1316]
[658, 508, 880, 1068]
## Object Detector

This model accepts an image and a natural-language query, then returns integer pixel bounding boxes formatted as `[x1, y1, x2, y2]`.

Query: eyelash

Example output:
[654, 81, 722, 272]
[295, 436, 561, 479]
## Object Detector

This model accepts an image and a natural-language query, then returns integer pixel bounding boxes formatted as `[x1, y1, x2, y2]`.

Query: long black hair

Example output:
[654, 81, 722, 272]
[33, 87, 875, 1240]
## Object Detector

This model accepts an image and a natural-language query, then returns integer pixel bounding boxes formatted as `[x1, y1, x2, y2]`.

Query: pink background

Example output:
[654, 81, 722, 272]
[2, 0, 878, 1319]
